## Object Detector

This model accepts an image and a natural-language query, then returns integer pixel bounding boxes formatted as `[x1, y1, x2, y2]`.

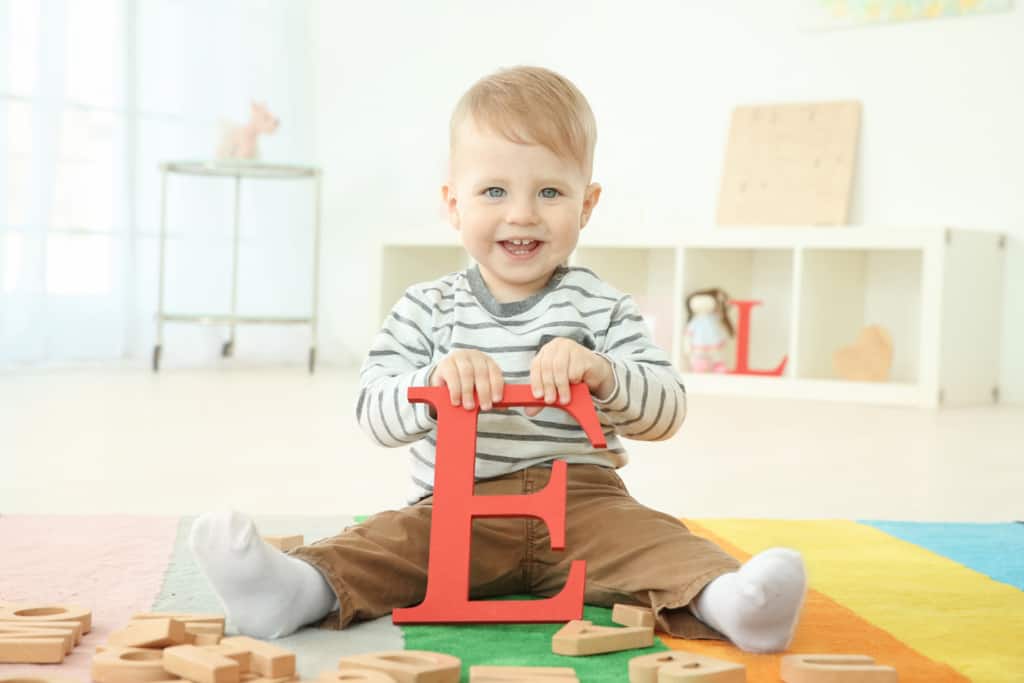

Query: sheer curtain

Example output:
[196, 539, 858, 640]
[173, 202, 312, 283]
[1, 0, 315, 366]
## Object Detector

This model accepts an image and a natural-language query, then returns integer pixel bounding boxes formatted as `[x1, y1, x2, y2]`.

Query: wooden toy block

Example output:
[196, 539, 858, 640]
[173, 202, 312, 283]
[240, 675, 298, 683]
[336, 650, 461, 683]
[220, 636, 296, 678]
[0, 604, 92, 633]
[469, 665, 578, 682]
[0, 618, 83, 645]
[203, 643, 253, 673]
[319, 670, 397, 682]
[551, 620, 653, 656]
[611, 604, 656, 629]
[263, 535, 304, 552]
[194, 632, 222, 646]
[0, 635, 66, 663]
[109, 618, 189, 648]
[163, 644, 241, 683]
[186, 621, 227, 636]
[629, 651, 746, 683]
[134, 612, 226, 627]
[0, 624, 76, 653]
[91, 646, 180, 683]
[780, 654, 897, 683]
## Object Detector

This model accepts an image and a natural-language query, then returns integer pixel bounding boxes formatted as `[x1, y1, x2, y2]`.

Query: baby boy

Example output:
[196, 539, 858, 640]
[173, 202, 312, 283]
[190, 66, 806, 653]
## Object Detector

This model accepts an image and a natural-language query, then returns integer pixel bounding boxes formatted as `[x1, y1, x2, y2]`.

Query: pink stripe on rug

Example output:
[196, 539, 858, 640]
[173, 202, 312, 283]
[0, 515, 180, 681]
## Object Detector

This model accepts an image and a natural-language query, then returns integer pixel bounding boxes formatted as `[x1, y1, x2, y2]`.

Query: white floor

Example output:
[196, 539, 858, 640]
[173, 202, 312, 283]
[2, 365, 1022, 521]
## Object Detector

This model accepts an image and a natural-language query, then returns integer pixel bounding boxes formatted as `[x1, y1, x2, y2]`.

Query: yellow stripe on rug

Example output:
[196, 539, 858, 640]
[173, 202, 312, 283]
[691, 519, 1024, 683]
[665, 520, 968, 683]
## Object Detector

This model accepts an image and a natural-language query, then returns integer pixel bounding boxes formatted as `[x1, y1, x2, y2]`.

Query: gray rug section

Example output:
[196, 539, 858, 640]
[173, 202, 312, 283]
[151, 515, 405, 679]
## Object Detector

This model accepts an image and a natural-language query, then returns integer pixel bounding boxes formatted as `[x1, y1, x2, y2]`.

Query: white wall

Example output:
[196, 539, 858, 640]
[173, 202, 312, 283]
[308, 0, 1024, 402]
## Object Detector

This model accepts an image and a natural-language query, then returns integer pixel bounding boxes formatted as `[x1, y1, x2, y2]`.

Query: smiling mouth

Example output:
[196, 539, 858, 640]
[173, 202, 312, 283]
[499, 239, 541, 256]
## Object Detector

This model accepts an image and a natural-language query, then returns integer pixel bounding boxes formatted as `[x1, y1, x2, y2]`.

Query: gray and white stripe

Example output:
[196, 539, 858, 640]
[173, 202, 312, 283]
[356, 265, 687, 503]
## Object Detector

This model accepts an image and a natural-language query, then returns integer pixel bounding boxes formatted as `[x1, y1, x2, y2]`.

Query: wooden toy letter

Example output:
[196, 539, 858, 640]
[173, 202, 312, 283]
[728, 299, 788, 376]
[392, 383, 606, 624]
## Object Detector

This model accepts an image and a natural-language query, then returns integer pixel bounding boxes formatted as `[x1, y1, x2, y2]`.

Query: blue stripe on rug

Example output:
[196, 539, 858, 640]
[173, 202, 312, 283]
[153, 515, 405, 678]
[860, 521, 1024, 590]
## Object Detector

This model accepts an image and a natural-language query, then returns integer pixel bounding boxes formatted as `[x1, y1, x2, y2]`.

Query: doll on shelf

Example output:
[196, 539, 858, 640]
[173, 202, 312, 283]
[684, 288, 733, 373]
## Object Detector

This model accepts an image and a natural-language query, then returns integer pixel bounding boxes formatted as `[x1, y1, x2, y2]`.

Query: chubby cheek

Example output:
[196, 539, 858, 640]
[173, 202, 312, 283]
[545, 204, 584, 236]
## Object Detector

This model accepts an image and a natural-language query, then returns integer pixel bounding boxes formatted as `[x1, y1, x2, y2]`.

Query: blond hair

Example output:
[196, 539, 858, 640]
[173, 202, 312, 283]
[450, 66, 597, 179]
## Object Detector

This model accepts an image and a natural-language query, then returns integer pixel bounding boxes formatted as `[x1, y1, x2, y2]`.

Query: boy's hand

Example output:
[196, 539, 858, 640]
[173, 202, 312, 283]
[526, 338, 614, 417]
[429, 349, 504, 411]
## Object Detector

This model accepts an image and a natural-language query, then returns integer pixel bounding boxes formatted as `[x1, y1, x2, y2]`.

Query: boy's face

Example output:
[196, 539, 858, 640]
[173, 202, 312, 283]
[443, 118, 601, 303]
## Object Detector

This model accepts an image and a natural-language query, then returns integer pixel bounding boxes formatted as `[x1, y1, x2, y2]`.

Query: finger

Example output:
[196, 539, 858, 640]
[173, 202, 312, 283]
[442, 362, 461, 406]
[552, 349, 571, 405]
[488, 360, 504, 406]
[540, 355, 558, 405]
[471, 355, 492, 410]
[530, 354, 545, 401]
[454, 356, 476, 409]
[567, 349, 586, 385]
[524, 405, 541, 417]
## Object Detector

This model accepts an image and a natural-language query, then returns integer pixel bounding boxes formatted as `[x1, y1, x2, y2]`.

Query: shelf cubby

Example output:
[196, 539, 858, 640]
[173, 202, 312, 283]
[572, 246, 677, 353]
[379, 227, 1006, 406]
[797, 248, 922, 383]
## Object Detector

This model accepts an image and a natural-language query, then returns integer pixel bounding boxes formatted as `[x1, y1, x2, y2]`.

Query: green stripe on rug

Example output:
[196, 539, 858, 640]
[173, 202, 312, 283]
[401, 597, 668, 682]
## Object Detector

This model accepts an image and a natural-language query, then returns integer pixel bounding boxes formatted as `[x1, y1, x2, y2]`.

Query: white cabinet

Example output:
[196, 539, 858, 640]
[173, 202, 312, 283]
[380, 227, 1005, 407]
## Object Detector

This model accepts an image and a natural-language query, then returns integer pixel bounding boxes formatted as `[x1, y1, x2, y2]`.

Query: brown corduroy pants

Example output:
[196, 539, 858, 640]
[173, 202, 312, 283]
[290, 464, 739, 640]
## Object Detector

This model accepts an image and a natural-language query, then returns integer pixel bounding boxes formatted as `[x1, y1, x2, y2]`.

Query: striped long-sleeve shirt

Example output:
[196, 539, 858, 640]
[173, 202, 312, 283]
[356, 264, 687, 504]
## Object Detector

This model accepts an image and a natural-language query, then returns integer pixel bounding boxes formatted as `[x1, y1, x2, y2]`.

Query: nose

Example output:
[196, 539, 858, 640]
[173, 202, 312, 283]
[506, 196, 539, 226]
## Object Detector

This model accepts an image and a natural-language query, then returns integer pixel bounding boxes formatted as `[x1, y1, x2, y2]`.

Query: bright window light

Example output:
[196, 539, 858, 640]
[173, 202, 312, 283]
[3, 232, 24, 293]
[8, 0, 41, 96]
[65, 0, 122, 108]
[5, 102, 34, 227]
[46, 234, 113, 296]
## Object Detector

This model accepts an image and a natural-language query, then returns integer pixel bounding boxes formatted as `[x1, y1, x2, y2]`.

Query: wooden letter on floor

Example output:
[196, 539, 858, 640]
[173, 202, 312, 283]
[629, 651, 746, 682]
[337, 650, 461, 683]
[319, 670, 396, 682]
[781, 654, 897, 683]
[109, 618, 189, 648]
[552, 620, 654, 656]
[219, 636, 296, 678]
[92, 646, 178, 683]
[611, 604, 656, 629]
[469, 665, 578, 682]
[163, 644, 241, 683]
[0, 604, 92, 634]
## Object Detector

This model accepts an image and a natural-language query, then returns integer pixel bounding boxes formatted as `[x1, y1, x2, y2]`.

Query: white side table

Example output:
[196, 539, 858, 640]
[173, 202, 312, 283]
[154, 160, 323, 372]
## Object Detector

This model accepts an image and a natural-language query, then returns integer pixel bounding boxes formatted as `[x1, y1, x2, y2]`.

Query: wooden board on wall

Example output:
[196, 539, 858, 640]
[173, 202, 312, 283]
[715, 100, 861, 227]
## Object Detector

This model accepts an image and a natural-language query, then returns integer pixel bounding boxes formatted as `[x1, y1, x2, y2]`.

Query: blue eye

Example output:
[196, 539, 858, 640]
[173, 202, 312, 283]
[485, 187, 505, 198]
[540, 188, 560, 199]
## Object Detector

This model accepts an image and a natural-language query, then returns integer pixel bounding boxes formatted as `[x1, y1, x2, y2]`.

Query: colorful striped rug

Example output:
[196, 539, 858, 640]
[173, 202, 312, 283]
[1, 516, 1020, 682]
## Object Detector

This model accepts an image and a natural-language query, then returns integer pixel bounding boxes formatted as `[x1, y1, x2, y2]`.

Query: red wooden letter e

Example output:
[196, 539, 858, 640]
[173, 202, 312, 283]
[391, 383, 606, 624]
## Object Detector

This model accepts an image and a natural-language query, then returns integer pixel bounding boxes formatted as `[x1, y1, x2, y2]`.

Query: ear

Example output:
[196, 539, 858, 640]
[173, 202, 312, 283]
[579, 182, 602, 229]
[441, 183, 460, 230]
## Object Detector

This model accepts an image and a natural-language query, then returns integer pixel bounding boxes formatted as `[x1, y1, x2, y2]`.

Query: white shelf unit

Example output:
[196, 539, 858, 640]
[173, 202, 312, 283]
[379, 227, 1005, 407]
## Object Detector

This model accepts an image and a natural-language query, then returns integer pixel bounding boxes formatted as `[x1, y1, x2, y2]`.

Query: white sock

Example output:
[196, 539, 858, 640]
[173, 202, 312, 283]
[690, 547, 807, 653]
[189, 510, 337, 639]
